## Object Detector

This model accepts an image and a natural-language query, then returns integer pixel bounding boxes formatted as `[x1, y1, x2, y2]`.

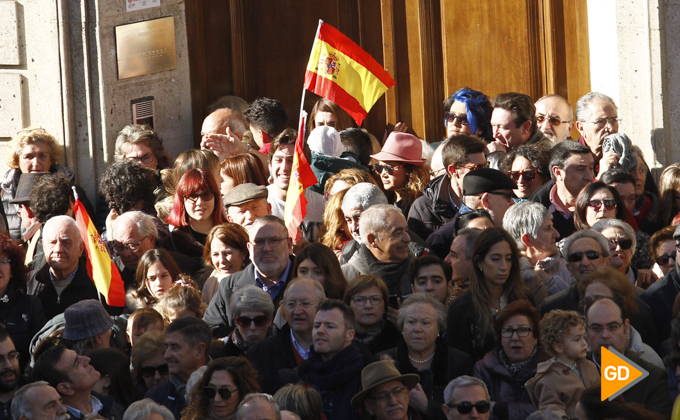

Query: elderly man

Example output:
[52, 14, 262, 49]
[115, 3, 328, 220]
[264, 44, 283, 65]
[26, 216, 111, 318]
[341, 183, 389, 244]
[442, 376, 491, 420]
[585, 297, 671, 417]
[540, 230, 611, 314]
[0, 330, 21, 420]
[247, 278, 325, 394]
[503, 202, 571, 304]
[10, 381, 67, 420]
[342, 204, 413, 297]
[408, 134, 487, 240]
[444, 228, 481, 298]
[236, 394, 281, 420]
[223, 183, 271, 230]
[32, 344, 123, 420]
[575, 92, 619, 162]
[266, 130, 324, 242]
[204, 216, 294, 334]
[298, 300, 368, 420]
[534, 94, 574, 144]
[350, 360, 420, 420]
[459, 169, 516, 226]
[529, 140, 594, 239]
[110, 211, 202, 288]
[146, 317, 211, 420]
[487, 92, 552, 154]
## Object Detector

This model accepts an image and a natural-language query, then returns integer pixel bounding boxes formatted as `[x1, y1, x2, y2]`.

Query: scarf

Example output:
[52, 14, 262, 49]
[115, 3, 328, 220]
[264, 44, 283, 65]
[356, 245, 414, 295]
[499, 346, 538, 375]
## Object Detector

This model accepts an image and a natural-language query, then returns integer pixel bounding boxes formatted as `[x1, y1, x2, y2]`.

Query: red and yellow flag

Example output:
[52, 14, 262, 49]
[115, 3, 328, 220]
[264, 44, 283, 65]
[304, 20, 396, 126]
[73, 191, 125, 307]
[284, 112, 317, 242]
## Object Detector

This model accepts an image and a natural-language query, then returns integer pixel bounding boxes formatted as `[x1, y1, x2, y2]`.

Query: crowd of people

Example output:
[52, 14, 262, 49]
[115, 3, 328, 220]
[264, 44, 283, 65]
[1, 89, 679, 420]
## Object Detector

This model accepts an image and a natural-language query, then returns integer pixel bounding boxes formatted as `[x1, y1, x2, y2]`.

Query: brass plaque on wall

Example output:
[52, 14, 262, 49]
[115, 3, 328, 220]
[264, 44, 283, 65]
[115, 17, 177, 79]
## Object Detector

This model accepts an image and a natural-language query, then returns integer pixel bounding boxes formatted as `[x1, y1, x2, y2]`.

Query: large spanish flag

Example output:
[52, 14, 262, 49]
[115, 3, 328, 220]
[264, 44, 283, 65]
[72, 189, 125, 307]
[284, 112, 317, 242]
[304, 20, 396, 126]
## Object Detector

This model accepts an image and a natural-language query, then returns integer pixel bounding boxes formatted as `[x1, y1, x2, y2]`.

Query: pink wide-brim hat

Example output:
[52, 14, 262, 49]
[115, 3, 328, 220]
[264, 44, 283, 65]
[370, 132, 427, 166]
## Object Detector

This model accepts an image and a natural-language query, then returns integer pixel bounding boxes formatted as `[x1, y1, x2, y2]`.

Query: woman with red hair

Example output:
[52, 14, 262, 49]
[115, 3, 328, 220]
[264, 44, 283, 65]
[165, 168, 225, 259]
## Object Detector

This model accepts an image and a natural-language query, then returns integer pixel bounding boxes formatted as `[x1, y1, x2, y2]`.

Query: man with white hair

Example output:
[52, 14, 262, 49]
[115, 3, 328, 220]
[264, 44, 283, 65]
[503, 202, 571, 304]
[442, 376, 491, 420]
[26, 216, 109, 318]
[236, 394, 281, 420]
[341, 183, 388, 244]
[10, 381, 68, 420]
[341, 204, 413, 297]
[575, 92, 619, 162]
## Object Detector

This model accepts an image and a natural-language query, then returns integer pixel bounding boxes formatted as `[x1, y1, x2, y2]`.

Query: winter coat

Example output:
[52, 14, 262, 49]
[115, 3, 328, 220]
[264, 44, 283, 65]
[407, 175, 459, 241]
[247, 323, 302, 395]
[445, 291, 496, 364]
[528, 180, 577, 241]
[0, 283, 46, 372]
[642, 263, 680, 342]
[341, 244, 414, 297]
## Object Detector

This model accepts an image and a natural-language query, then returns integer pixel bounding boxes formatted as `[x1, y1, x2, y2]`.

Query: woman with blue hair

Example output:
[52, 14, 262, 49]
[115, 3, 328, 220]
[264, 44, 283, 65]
[443, 87, 494, 142]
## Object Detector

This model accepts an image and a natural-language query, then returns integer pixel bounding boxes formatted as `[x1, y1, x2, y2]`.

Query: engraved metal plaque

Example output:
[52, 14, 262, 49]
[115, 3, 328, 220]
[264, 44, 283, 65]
[115, 17, 177, 79]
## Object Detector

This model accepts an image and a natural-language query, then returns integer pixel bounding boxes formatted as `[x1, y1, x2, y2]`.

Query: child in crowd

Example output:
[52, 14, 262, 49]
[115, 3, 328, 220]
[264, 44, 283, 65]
[126, 307, 165, 346]
[526, 310, 600, 419]
[157, 279, 206, 324]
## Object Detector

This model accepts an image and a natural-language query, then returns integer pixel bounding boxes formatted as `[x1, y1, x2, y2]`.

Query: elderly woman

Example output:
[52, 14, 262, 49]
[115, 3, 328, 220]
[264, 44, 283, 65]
[343, 275, 401, 355]
[2, 128, 94, 240]
[182, 357, 261, 420]
[378, 294, 472, 420]
[124, 399, 174, 420]
[213, 285, 275, 358]
[443, 88, 494, 142]
[371, 132, 429, 216]
[591, 219, 649, 288]
[503, 202, 572, 305]
[627, 146, 661, 236]
[0, 233, 46, 370]
[650, 226, 676, 277]
[500, 144, 550, 201]
[202, 223, 250, 304]
[446, 227, 528, 363]
[473, 300, 551, 420]
[131, 330, 169, 397]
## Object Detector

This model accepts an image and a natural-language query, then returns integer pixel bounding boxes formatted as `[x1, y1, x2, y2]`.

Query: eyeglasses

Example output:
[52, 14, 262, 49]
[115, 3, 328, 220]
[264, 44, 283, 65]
[184, 191, 215, 202]
[447, 401, 491, 415]
[235, 315, 270, 328]
[351, 295, 384, 306]
[445, 113, 469, 126]
[251, 237, 288, 249]
[0, 351, 19, 365]
[0, 259, 10, 266]
[587, 199, 617, 211]
[368, 385, 407, 403]
[204, 385, 238, 400]
[536, 115, 569, 126]
[608, 238, 633, 251]
[500, 327, 533, 338]
[657, 251, 677, 266]
[581, 117, 621, 128]
[587, 321, 623, 335]
[283, 301, 316, 311]
[140, 363, 169, 378]
[567, 250, 601, 263]
[507, 170, 536, 182]
[457, 163, 486, 171]
[113, 236, 149, 254]
[429, 168, 447, 178]
[126, 153, 156, 165]
[373, 163, 403, 175]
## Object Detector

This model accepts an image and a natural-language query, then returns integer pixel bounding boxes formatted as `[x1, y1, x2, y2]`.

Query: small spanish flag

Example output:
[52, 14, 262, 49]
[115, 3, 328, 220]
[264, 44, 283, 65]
[72, 188, 125, 307]
[283, 112, 317, 242]
[304, 20, 396, 126]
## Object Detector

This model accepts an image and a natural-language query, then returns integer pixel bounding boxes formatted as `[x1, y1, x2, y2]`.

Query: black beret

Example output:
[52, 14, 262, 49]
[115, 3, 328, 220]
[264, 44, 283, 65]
[462, 168, 517, 196]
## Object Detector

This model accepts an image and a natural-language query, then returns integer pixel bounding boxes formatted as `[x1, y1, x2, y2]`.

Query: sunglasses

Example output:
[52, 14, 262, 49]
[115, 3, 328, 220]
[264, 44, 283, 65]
[567, 250, 601, 263]
[447, 401, 491, 415]
[140, 364, 169, 378]
[507, 170, 536, 182]
[536, 115, 569, 126]
[373, 163, 403, 175]
[235, 315, 270, 329]
[587, 199, 616, 211]
[445, 112, 469, 126]
[657, 251, 677, 266]
[184, 191, 215, 202]
[204, 385, 238, 400]
[608, 238, 633, 250]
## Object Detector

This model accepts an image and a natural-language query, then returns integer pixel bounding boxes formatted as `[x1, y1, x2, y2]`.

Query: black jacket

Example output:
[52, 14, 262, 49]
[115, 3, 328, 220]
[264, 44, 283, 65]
[378, 337, 473, 420]
[0, 283, 46, 371]
[528, 180, 576, 240]
[407, 175, 459, 241]
[445, 291, 496, 364]
[203, 257, 295, 336]
[26, 257, 122, 319]
[145, 378, 185, 420]
[641, 263, 680, 341]
[247, 323, 301, 395]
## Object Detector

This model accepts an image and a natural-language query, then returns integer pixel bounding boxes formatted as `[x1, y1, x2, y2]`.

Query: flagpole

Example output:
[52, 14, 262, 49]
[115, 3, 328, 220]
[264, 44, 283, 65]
[299, 19, 324, 123]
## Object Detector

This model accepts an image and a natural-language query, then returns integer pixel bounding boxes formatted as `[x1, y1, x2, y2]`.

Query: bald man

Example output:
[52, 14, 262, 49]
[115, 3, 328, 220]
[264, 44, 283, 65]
[534, 94, 574, 143]
[200, 108, 268, 169]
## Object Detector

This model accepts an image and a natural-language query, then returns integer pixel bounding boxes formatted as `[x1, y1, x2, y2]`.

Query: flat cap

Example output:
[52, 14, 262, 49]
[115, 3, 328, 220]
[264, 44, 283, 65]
[222, 183, 268, 207]
[463, 168, 517, 196]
